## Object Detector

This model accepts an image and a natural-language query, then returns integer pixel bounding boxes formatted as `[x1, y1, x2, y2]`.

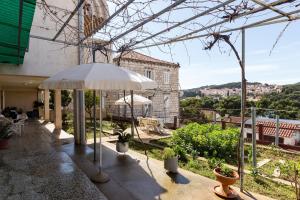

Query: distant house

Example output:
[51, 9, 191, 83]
[105, 51, 180, 127]
[244, 118, 300, 146]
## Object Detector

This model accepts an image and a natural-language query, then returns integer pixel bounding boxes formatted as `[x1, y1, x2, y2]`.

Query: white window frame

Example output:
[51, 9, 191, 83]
[145, 69, 154, 80]
[163, 71, 170, 84]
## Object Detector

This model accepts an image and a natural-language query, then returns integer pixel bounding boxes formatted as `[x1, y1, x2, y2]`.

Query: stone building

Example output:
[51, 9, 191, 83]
[105, 51, 180, 126]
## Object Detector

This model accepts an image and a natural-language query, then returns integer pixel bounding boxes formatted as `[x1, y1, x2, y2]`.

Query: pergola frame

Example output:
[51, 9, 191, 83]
[28, 0, 300, 192]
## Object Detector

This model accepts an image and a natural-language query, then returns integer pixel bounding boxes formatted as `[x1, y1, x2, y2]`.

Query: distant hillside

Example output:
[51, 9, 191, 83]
[182, 82, 262, 97]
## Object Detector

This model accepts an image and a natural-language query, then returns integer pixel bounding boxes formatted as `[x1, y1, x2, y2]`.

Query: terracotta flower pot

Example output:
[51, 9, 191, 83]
[116, 141, 129, 153]
[213, 168, 239, 198]
[0, 139, 9, 150]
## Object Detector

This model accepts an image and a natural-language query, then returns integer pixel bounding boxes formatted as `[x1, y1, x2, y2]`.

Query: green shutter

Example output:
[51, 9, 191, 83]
[0, 0, 36, 64]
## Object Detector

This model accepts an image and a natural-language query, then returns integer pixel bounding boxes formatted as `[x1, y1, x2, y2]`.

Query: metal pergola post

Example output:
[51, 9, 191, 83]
[52, 0, 85, 41]
[130, 90, 134, 137]
[240, 28, 246, 192]
[251, 107, 257, 168]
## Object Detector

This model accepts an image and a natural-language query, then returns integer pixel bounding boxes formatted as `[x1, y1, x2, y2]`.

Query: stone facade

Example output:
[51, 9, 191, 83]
[105, 52, 180, 126]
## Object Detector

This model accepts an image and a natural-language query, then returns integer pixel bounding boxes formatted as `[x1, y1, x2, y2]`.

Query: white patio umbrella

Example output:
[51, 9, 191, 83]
[115, 94, 152, 106]
[39, 63, 157, 90]
[39, 63, 157, 182]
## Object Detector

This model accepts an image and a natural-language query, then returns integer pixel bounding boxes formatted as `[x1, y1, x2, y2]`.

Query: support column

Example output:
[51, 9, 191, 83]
[73, 90, 80, 144]
[78, 90, 86, 144]
[275, 115, 280, 146]
[44, 89, 50, 121]
[1, 90, 5, 110]
[0, 90, 2, 111]
[130, 90, 134, 137]
[251, 107, 257, 168]
[54, 89, 62, 129]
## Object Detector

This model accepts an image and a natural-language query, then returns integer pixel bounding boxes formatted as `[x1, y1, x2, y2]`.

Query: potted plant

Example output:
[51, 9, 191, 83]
[213, 165, 239, 198]
[116, 130, 131, 153]
[163, 147, 178, 173]
[0, 125, 13, 149]
[112, 122, 122, 135]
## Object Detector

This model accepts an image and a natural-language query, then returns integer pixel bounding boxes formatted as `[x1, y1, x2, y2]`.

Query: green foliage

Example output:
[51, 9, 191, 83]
[256, 83, 300, 119]
[61, 90, 72, 107]
[49, 90, 72, 109]
[278, 160, 300, 181]
[249, 166, 260, 180]
[162, 147, 176, 160]
[173, 145, 188, 163]
[117, 130, 131, 143]
[0, 125, 13, 139]
[181, 82, 300, 121]
[171, 123, 239, 162]
[207, 157, 224, 169]
[112, 121, 130, 132]
[85, 90, 100, 124]
[218, 165, 235, 178]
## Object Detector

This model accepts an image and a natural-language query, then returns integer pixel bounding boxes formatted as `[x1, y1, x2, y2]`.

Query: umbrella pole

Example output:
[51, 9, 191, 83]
[91, 91, 109, 183]
[93, 90, 96, 161]
[130, 90, 134, 137]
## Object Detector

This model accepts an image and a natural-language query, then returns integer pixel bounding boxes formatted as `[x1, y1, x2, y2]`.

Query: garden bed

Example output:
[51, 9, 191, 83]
[128, 140, 295, 200]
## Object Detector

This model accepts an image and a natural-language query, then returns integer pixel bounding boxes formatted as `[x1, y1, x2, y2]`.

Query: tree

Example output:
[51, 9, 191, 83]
[49, 90, 72, 109]
[85, 90, 100, 125]
[49, 90, 72, 126]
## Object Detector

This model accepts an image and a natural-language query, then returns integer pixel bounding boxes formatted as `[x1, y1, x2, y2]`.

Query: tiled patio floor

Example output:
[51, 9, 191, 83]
[1, 120, 274, 200]
[63, 138, 274, 200]
[0, 120, 107, 200]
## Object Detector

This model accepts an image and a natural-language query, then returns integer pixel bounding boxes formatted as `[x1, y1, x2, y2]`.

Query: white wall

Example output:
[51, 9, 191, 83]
[0, 0, 109, 78]
[284, 137, 295, 146]
[0, 0, 79, 77]
[5, 89, 37, 112]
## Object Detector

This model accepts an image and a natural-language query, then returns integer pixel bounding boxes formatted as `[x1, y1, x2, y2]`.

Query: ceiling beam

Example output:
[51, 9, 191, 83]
[79, 0, 135, 44]
[251, 0, 294, 20]
[157, 0, 294, 45]
[124, 0, 235, 50]
[52, 0, 85, 41]
[132, 9, 300, 50]
[17, 0, 24, 65]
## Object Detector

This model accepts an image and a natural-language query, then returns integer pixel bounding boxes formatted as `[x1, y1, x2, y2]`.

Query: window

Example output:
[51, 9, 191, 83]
[163, 94, 170, 109]
[145, 70, 153, 80]
[163, 71, 170, 84]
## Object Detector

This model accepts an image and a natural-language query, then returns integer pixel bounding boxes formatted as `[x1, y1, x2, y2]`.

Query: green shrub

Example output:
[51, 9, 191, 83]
[173, 145, 188, 163]
[208, 157, 224, 169]
[171, 123, 239, 162]
[218, 165, 235, 178]
[162, 147, 176, 160]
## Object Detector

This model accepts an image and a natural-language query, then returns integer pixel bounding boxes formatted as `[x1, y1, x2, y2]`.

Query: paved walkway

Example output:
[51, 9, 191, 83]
[0, 120, 107, 200]
[65, 137, 274, 200]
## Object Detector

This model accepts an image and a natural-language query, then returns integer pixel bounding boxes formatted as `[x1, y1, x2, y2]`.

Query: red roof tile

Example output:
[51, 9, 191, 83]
[113, 51, 180, 67]
[256, 121, 299, 138]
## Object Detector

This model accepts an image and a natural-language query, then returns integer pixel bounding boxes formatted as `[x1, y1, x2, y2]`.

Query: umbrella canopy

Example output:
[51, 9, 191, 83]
[39, 63, 157, 90]
[115, 94, 152, 106]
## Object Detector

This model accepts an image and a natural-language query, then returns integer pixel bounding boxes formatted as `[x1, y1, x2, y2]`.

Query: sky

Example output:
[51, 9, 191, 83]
[140, 21, 300, 89]
[104, 1, 300, 90]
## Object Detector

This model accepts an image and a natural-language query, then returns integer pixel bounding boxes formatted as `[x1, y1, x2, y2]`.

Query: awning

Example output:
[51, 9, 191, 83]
[0, 0, 36, 65]
[115, 94, 152, 106]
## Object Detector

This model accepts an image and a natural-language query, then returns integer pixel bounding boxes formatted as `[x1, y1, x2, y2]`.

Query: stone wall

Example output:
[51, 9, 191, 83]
[105, 59, 180, 125]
